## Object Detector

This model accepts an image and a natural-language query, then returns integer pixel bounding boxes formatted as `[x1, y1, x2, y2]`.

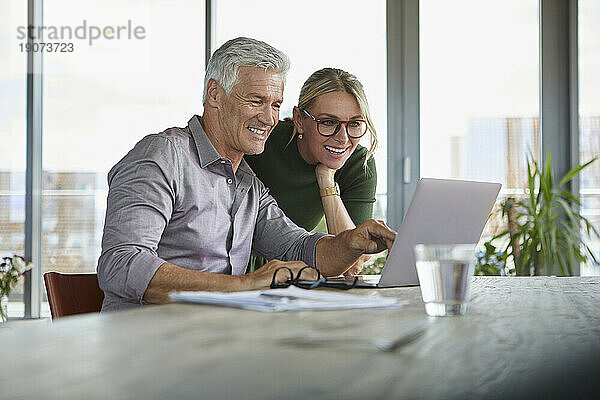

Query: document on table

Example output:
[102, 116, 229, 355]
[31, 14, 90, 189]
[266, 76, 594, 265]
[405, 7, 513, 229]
[169, 286, 405, 312]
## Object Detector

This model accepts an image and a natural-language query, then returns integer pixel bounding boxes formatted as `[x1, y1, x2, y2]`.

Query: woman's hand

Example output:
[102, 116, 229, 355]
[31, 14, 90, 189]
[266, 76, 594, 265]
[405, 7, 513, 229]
[315, 164, 336, 188]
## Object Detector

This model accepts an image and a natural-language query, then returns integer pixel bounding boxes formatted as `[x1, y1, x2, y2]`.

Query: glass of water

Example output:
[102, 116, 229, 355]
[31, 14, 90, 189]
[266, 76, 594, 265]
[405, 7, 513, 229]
[414, 244, 477, 316]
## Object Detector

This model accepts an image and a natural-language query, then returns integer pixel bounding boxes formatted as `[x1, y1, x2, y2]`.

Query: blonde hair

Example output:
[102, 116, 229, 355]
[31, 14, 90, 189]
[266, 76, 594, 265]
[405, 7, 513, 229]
[293, 68, 377, 167]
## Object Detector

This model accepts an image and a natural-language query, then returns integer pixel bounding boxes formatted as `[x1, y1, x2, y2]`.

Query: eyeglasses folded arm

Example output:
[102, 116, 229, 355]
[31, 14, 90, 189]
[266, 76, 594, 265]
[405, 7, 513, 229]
[270, 266, 358, 290]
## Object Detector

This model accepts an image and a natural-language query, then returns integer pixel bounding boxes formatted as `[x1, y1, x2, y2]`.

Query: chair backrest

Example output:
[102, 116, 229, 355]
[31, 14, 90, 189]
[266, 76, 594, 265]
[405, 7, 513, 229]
[43, 272, 104, 319]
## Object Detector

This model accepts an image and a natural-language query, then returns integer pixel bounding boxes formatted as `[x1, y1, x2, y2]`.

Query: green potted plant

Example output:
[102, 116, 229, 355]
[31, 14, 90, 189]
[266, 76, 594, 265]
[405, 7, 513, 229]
[0, 255, 33, 322]
[485, 154, 598, 276]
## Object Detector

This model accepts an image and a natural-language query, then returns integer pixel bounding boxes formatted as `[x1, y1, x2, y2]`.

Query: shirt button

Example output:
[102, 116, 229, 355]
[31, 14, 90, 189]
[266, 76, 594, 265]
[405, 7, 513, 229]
[227, 178, 233, 184]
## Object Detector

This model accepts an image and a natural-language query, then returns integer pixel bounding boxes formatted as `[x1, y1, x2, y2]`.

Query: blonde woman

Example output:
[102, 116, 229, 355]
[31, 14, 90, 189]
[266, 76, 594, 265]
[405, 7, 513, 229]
[246, 68, 377, 275]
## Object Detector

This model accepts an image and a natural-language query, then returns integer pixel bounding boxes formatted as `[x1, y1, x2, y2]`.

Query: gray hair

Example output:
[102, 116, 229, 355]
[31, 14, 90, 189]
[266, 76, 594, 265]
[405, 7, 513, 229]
[203, 37, 290, 103]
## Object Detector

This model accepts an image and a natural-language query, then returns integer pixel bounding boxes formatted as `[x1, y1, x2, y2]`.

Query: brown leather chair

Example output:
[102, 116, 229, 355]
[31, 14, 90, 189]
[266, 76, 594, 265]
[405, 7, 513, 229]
[43, 272, 104, 319]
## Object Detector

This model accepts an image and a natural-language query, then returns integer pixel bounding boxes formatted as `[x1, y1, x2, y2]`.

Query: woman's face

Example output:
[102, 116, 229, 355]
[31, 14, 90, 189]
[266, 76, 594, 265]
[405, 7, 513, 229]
[294, 91, 363, 170]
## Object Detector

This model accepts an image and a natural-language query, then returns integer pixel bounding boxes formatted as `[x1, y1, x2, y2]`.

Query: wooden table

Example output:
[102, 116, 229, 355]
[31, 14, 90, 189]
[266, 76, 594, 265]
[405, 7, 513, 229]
[2, 277, 600, 399]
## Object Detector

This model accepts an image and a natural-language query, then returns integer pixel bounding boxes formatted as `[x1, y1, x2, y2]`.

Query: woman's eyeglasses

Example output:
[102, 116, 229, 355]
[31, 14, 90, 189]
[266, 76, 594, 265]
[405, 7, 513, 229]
[302, 109, 368, 139]
[270, 265, 358, 290]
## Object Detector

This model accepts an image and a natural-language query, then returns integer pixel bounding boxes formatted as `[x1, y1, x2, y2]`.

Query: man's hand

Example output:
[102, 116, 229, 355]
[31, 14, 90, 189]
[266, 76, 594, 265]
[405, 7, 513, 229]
[342, 219, 396, 256]
[244, 259, 319, 289]
[316, 219, 397, 277]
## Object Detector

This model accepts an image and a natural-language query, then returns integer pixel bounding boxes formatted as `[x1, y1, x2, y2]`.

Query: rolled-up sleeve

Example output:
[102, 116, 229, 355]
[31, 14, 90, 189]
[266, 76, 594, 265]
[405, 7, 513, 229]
[251, 183, 330, 267]
[97, 135, 180, 306]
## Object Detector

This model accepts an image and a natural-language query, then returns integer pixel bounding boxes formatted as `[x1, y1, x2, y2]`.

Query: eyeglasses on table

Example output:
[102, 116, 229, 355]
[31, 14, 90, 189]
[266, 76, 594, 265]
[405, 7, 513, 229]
[270, 265, 358, 290]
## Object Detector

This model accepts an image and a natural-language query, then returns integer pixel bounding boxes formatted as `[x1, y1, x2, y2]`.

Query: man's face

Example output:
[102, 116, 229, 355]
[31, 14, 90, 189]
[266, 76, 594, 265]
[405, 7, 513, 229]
[218, 66, 284, 157]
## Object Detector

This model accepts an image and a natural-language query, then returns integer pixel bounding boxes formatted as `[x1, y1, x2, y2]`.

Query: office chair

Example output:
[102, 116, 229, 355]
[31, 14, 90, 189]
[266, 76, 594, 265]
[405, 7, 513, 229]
[43, 272, 104, 319]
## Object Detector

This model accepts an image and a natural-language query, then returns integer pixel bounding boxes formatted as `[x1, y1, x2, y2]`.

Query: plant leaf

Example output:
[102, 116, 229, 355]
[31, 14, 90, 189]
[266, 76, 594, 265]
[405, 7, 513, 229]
[560, 189, 580, 205]
[558, 157, 598, 189]
[545, 152, 554, 194]
[556, 198, 579, 225]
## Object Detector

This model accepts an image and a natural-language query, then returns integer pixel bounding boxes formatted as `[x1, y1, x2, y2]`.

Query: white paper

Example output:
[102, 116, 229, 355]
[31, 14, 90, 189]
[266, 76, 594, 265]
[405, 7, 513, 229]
[169, 286, 405, 312]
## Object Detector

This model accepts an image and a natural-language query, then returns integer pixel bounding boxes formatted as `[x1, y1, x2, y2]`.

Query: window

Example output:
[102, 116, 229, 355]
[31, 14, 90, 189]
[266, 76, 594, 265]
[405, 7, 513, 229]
[213, 0, 388, 219]
[0, 0, 27, 317]
[579, 0, 600, 276]
[420, 0, 540, 240]
[11, 1, 599, 317]
[40, 0, 205, 314]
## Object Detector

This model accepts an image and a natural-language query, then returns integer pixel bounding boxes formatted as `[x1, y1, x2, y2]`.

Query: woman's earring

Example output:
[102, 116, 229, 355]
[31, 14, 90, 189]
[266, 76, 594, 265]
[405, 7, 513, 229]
[298, 134, 303, 140]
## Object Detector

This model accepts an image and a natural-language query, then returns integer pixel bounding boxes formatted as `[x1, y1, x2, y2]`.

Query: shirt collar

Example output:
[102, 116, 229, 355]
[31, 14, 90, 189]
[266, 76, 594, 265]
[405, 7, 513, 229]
[188, 115, 221, 168]
[238, 157, 256, 176]
[187, 115, 255, 176]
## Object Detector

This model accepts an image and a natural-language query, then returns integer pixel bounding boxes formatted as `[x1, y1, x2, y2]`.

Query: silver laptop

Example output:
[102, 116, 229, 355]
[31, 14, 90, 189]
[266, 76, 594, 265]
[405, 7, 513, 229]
[331, 178, 501, 288]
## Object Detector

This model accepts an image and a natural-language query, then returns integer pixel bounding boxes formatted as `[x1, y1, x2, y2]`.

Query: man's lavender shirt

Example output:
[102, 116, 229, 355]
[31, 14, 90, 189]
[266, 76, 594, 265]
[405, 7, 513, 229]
[97, 116, 328, 311]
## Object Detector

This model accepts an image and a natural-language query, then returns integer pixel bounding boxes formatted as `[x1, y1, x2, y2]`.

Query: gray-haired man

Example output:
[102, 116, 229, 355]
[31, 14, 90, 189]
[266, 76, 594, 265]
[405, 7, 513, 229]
[97, 37, 396, 311]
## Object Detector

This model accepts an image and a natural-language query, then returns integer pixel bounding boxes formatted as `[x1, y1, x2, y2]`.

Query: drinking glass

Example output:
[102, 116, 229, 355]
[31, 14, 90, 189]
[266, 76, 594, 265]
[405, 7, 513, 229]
[414, 244, 477, 316]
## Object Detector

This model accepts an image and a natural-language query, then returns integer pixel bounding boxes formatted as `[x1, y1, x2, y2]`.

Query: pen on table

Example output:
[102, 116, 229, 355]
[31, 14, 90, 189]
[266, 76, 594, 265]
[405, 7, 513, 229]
[279, 323, 429, 353]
